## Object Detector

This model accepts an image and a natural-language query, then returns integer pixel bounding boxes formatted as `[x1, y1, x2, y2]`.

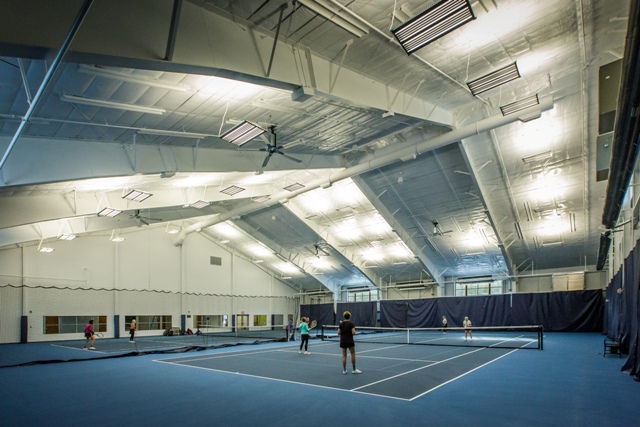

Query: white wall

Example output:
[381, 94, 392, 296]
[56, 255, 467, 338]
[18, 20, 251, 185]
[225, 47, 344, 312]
[0, 227, 297, 343]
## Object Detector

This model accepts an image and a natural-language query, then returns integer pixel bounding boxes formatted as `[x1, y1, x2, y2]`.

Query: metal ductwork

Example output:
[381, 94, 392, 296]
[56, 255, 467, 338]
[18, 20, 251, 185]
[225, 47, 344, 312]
[601, 0, 640, 229]
[175, 96, 554, 245]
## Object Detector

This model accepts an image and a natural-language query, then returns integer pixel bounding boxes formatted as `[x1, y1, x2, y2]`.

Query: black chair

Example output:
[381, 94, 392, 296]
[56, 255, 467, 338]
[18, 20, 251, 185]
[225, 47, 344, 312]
[604, 338, 621, 357]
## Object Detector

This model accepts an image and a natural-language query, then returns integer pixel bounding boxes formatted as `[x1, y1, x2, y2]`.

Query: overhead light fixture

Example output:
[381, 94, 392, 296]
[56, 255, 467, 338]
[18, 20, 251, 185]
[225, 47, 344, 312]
[138, 128, 210, 139]
[251, 195, 271, 203]
[253, 259, 264, 264]
[522, 151, 553, 164]
[219, 121, 266, 147]
[297, 0, 369, 38]
[500, 94, 540, 116]
[60, 94, 166, 114]
[98, 207, 122, 217]
[111, 236, 125, 242]
[123, 189, 152, 202]
[220, 239, 230, 244]
[284, 183, 305, 192]
[467, 62, 520, 96]
[189, 200, 210, 209]
[391, 0, 475, 55]
[78, 65, 190, 91]
[38, 247, 55, 253]
[281, 276, 293, 280]
[220, 185, 246, 196]
[58, 234, 76, 241]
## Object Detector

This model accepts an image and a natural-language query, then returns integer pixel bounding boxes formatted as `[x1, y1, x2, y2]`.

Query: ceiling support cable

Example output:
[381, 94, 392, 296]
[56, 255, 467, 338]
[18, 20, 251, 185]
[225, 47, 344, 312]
[0, 0, 94, 172]
[175, 97, 554, 245]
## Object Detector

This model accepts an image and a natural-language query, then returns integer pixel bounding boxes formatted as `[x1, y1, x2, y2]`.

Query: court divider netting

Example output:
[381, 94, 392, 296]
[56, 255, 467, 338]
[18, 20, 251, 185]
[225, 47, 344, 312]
[320, 325, 544, 350]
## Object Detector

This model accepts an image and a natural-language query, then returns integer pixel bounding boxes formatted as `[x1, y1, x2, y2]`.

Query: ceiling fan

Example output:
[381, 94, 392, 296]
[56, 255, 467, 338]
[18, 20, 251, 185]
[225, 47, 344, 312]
[130, 209, 162, 226]
[432, 221, 453, 237]
[259, 126, 302, 168]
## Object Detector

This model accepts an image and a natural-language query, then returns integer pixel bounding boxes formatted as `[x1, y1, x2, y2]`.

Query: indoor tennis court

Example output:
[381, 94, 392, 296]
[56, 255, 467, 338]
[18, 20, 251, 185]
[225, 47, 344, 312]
[157, 340, 520, 400]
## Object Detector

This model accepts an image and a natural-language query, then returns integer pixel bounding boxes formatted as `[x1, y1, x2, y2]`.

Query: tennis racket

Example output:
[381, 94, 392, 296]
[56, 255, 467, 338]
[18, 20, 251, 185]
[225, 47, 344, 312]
[309, 320, 317, 330]
[95, 332, 104, 338]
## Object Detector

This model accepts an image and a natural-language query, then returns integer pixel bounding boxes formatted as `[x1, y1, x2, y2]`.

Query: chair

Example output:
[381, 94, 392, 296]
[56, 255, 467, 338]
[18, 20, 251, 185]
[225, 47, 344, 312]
[604, 338, 621, 357]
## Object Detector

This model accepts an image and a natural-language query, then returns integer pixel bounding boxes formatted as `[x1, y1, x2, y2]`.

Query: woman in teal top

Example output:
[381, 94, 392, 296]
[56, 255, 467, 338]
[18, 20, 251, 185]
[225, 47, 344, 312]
[299, 317, 310, 354]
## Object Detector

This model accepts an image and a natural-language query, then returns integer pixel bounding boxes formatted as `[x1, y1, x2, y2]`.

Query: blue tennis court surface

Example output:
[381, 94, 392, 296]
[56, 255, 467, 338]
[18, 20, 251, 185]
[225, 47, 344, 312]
[156, 340, 516, 400]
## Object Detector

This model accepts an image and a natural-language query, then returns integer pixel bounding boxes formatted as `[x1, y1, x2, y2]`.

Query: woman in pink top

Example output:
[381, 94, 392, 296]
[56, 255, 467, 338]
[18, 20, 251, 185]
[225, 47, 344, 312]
[83, 319, 96, 350]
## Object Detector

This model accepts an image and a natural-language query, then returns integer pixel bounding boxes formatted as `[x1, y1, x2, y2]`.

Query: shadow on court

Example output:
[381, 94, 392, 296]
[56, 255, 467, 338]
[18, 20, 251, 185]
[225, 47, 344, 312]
[156, 340, 516, 400]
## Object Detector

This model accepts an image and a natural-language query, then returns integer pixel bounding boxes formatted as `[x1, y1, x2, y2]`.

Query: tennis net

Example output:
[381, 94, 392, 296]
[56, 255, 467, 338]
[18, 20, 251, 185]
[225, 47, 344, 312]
[321, 325, 543, 350]
[200, 325, 289, 341]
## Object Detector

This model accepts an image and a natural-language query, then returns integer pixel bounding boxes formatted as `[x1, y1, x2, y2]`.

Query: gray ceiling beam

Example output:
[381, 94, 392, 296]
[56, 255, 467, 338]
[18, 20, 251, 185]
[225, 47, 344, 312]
[0, 136, 342, 187]
[0, 0, 452, 127]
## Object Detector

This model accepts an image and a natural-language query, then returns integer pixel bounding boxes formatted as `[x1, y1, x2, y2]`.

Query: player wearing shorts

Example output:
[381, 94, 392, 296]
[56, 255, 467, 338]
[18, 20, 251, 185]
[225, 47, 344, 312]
[83, 319, 96, 350]
[338, 311, 361, 374]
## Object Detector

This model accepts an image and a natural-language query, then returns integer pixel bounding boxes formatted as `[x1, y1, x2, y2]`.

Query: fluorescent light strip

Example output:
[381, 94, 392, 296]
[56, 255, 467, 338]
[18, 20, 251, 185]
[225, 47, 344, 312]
[138, 128, 210, 139]
[284, 183, 305, 192]
[98, 207, 122, 217]
[78, 65, 190, 92]
[58, 234, 76, 241]
[123, 189, 152, 202]
[500, 94, 540, 116]
[220, 185, 245, 196]
[38, 247, 55, 253]
[251, 195, 271, 203]
[61, 94, 166, 114]
[220, 121, 265, 147]
[522, 151, 553, 164]
[392, 0, 475, 54]
[190, 200, 210, 209]
[111, 236, 125, 242]
[297, 0, 368, 38]
[467, 63, 520, 96]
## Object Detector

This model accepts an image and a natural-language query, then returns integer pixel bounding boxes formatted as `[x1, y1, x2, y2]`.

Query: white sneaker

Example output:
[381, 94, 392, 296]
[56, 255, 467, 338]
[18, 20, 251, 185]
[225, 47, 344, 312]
[299, 350, 303, 354]
[89, 347, 96, 350]
[353, 369, 362, 374]
[343, 370, 348, 375]
[82, 347, 87, 350]
[304, 351, 311, 355]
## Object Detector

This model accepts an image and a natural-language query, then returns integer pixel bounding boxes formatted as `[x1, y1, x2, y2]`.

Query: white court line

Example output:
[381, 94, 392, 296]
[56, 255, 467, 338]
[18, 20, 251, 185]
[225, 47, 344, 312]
[408, 347, 519, 401]
[50, 344, 107, 354]
[154, 358, 411, 401]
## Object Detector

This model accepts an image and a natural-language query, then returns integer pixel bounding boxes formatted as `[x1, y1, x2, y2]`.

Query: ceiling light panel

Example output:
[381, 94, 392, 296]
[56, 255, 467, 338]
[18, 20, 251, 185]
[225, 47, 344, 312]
[78, 65, 190, 91]
[58, 234, 76, 241]
[467, 62, 520, 96]
[219, 121, 265, 146]
[500, 94, 540, 116]
[284, 183, 305, 192]
[98, 208, 122, 217]
[392, 0, 475, 54]
[189, 200, 210, 209]
[123, 189, 152, 202]
[220, 185, 245, 196]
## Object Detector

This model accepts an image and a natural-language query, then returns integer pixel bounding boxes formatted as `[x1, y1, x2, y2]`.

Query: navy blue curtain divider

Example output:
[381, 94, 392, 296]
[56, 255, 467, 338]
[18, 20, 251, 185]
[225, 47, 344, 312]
[621, 239, 640, 379]
[300, 303, 335, 327]
[336, 302, 376, 327]
[380, 300, 409, 327]
[380, 290, 603, 331]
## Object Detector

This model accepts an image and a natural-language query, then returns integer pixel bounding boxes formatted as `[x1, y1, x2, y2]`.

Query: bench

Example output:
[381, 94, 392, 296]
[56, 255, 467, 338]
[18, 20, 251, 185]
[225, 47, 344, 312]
[604, 338, 621, 357]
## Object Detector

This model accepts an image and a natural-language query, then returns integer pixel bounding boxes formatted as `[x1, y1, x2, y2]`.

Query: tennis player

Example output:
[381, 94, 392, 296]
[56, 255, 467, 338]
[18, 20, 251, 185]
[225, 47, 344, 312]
[83, 319, 96, 350]
[442, 315, 448, 334]
[338, 311, 361, 374]
[463, 316, 473, 341]
[299, 317, 311, 354]
[129, 319, 136, 343]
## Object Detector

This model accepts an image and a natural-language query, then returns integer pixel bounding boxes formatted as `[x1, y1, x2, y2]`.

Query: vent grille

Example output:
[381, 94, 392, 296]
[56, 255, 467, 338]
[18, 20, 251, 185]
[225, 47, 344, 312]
[210, 256, 222, 266]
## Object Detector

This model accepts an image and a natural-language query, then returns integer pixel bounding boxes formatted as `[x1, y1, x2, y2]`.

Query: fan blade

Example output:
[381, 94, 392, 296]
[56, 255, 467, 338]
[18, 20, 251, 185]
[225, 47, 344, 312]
[262, 153, 273, 168]
[278, 152, 302, 163]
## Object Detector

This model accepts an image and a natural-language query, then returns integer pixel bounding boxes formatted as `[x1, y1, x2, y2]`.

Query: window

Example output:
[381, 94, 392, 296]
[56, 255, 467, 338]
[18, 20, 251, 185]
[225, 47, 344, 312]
[194, 315, 227, 329]
[253, 314, 267, 326]
[455, 280, 503, 296]
[43, 316, 107, 335]
[125, 315, 171, 331]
